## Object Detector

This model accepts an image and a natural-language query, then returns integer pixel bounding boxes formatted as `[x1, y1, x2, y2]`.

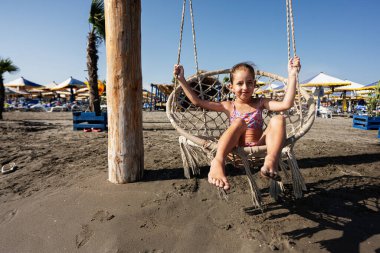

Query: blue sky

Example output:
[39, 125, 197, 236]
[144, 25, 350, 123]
[1, 0, 379, 90]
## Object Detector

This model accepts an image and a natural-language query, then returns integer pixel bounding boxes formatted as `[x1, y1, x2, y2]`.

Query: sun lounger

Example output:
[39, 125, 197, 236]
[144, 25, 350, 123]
[319, 106, 333, 119]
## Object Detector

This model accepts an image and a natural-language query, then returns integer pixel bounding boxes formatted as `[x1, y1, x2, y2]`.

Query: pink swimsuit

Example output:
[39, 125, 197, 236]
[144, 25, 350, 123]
[230, 98, 264, 147]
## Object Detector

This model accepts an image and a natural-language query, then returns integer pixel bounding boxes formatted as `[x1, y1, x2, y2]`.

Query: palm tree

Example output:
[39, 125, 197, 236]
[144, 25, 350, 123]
[0, 58, 19, 120]
[87, 0, 105, 115]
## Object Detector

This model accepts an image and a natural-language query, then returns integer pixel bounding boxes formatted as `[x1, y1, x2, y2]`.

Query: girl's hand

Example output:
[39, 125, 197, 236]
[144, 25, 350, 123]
[288, 56, 301, 76]
[173, 64, 185, 81]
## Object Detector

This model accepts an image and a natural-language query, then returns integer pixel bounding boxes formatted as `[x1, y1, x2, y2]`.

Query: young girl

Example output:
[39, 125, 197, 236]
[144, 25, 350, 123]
[173, 56, 301, 190]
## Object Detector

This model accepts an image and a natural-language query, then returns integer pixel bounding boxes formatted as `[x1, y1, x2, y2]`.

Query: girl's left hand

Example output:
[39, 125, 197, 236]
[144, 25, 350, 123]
[288, 56, 301, 76]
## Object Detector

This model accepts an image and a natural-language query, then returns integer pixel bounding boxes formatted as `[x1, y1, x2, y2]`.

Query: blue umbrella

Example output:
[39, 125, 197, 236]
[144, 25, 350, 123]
[5, 77, 42, 89]
[53, 77, 86, 102]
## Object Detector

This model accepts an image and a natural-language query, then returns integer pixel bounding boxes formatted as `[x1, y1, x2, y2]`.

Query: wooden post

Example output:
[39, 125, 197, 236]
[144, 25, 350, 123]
[105, 0, 144, 183]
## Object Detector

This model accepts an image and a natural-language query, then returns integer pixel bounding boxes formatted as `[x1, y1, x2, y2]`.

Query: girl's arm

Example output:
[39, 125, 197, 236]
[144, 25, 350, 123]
[263, 56, 301, 112]
[173, 64, 229, 113]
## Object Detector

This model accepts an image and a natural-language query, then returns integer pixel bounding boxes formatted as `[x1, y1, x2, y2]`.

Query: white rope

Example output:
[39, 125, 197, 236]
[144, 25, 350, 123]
[173, 0, 187, 110]
[188, 0, 208, 133]
[286, 0, 303, 126]
[189, 0, 199, 77]
[177, 0, 186, 65]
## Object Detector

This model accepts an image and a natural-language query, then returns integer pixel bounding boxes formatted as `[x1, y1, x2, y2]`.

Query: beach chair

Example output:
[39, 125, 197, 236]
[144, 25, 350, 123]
[319, 106, 333, 119]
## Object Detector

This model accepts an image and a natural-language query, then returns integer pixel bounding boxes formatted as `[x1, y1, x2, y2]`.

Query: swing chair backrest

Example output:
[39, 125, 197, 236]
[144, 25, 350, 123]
[166, 68, 316, 148]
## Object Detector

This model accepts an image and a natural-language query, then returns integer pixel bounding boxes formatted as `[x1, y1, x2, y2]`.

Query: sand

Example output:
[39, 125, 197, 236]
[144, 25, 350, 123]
[0, 111, 379, 253]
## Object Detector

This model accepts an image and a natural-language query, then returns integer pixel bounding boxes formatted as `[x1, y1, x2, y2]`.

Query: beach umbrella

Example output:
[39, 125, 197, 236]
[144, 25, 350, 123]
[301, 72, 350, 88]
[43, 81, 59, 90]
[83, 80, 106, 96]
[355, 81, 379, 91]
[335, 80, 364, 91]
[301, 72, 350, 112]
[4, 77, 43, 90]
[52, 77, 86, 102]
[53, 77, 86, 90]
[334, 80, 365, 112]
[75, 87, 89, 94]
[256, 82, 285, 95]
[5, 87, 30, 95]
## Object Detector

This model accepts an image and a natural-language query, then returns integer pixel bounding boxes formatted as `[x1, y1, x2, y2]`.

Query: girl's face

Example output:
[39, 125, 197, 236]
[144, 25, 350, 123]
[230, 69, 256, 102]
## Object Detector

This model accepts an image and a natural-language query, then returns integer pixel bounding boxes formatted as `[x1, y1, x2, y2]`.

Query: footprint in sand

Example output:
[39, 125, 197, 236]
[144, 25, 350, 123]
[75, 210, 115, 248]
[75, 224, 94, 249]
[0, 209, 18, 224]
[91, 210, 115, 223]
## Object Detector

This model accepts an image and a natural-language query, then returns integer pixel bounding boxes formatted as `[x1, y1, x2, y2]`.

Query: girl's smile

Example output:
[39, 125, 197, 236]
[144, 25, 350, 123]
[230, 69, 256, 102]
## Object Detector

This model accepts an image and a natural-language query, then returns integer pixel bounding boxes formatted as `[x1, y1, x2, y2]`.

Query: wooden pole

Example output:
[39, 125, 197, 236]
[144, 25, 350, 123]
[105, 0, 144, 183]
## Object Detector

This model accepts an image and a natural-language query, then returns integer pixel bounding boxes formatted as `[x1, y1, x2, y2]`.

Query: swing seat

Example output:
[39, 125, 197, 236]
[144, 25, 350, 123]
[166, 68, 316, 209]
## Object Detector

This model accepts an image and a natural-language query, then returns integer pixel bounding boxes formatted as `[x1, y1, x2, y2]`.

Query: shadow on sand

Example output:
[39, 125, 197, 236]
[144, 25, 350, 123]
[143, 153, 380, 252]
[268, 175, 380, 253]
[297, 152, 380, 168]
[143, 153, 380, 182]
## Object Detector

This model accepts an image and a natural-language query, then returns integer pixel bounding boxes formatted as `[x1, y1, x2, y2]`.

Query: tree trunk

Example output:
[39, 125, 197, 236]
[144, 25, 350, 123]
[105, 0, 144, 183]
[0, 77, 4, 120]
[87, 31, 101, 115]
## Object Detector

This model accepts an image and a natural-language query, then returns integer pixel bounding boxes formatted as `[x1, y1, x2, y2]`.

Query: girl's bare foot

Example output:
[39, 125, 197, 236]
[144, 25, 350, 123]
[260, 155, 281, 181]
[208, 158, 230, 190]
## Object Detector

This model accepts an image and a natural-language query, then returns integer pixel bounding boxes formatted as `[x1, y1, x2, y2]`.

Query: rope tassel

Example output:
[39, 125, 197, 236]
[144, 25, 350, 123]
[179, 136, 201, 178]
[279, 157, 291, 181]
[236, 148, 262, 209]
[269, 179, 285, 200]
[286, 147, 307, 198]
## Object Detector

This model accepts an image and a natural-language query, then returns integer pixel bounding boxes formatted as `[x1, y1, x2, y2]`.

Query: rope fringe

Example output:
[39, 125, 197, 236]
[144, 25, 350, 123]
[285, 147, 307, 198]
[179, 136, 201, 178]
[269, 180, 285, 200]
[236, 147, 262, 209]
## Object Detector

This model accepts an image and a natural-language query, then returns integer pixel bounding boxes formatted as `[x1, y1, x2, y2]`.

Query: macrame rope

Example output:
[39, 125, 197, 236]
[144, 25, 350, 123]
[189, 0, 199, 77]
[188, 0, 208, 131]
[288, 0, 297, 57]
[173, 0, 187, 110]
[177, 0, 187, 65]
[286, 0, 291, 61]
[286, 0, 303, 126]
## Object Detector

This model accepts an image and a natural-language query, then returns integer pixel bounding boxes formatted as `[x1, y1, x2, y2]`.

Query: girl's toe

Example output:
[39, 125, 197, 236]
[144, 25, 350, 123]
[216, 179, 224, 188]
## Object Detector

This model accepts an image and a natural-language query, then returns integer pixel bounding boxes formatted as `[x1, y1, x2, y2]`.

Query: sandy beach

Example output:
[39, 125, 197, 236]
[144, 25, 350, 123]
[0, 111, 379, 253]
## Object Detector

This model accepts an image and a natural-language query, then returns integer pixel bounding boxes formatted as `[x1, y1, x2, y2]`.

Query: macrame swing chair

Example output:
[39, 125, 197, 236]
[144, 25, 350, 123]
[166, 0, 316, 210]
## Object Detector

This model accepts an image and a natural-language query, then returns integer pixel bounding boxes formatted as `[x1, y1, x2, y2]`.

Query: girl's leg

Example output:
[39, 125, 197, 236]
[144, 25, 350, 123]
[209, 118, 247, 190]
[260, 115, 286, 179]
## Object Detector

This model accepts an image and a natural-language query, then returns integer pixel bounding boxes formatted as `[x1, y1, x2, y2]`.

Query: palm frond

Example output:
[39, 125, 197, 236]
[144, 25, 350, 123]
[0, 58, 19, 75]
[89, 0, 105, 40]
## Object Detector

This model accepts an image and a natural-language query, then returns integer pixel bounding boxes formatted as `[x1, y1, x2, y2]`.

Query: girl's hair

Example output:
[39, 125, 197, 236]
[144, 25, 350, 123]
[230, 62, 256, 84]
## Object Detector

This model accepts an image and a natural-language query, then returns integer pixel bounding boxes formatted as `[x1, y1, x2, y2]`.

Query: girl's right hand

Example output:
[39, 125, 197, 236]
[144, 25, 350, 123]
[173, 64, 185, 80]
[288, 56, 301, 76]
